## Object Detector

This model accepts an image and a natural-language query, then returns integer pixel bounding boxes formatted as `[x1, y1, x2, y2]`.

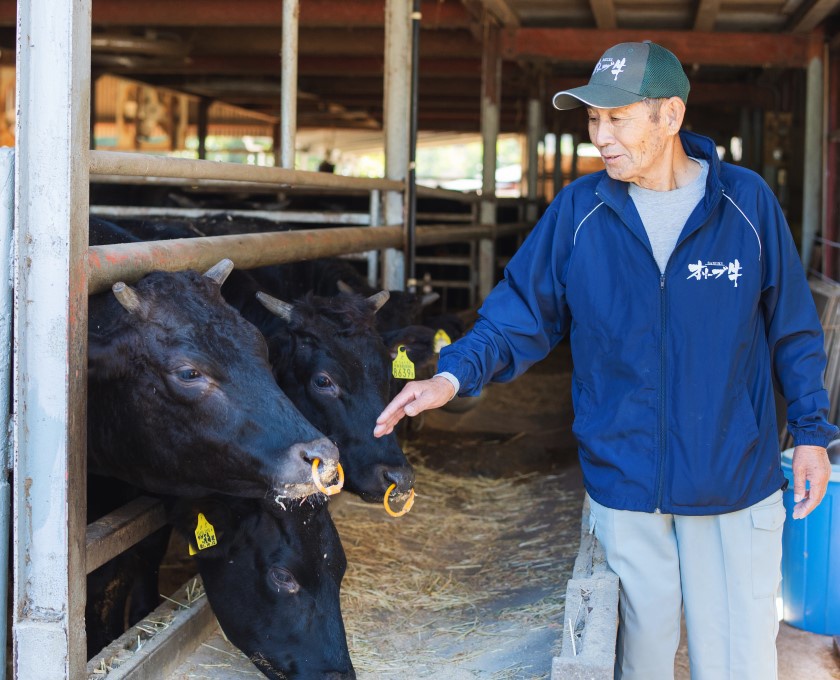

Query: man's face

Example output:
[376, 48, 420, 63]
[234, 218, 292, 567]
[586, 100, 672, 187]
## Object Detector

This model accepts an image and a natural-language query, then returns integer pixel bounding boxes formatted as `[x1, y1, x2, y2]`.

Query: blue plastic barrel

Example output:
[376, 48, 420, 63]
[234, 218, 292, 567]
[780, 443, 840, 635]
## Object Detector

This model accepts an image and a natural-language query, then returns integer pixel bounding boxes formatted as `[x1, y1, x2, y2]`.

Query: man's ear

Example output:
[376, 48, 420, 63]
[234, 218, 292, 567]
[663, 97, 686, 135]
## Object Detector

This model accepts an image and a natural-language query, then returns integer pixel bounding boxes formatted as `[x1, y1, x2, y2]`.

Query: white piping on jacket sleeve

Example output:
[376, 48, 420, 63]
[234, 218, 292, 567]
[573, 202, 605, 245]
[722, 192, 762, 261]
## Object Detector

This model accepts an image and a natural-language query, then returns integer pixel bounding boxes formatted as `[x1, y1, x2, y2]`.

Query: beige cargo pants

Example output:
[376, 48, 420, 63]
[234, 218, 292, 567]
[587, 489, 785, 680]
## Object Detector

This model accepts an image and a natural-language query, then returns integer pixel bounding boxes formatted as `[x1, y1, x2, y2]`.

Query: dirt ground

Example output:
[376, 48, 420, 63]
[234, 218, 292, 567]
[167, 342, 840, 679]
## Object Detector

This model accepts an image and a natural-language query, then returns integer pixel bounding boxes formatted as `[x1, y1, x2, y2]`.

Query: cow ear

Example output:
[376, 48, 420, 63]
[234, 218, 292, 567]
[168, 499, 234, 560]
[381, 325, 436, 366]
[88, 327, 138, 381]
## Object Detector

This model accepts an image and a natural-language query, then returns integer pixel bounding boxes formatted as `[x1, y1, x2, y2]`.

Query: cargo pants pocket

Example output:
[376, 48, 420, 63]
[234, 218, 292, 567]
[750, 490, 785, 599]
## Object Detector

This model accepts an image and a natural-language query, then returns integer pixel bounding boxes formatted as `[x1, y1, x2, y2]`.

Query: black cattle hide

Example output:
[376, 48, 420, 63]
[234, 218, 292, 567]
[169, 495, 355, 680]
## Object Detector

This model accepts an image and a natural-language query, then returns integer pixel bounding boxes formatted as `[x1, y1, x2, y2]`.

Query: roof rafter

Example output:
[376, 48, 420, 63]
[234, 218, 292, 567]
[693, 0, 723, 32]
[589, 0, 618, 30]
[786, 0, 840, 33]
[502, 28, 813, 67]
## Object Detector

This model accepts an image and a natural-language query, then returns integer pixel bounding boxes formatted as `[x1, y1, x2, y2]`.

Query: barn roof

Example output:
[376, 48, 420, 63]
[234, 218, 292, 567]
[0, 0, 838, 132]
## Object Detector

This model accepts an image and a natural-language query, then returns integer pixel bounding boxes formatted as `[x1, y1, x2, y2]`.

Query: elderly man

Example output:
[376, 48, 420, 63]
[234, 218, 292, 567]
[375, 41, 837, 679]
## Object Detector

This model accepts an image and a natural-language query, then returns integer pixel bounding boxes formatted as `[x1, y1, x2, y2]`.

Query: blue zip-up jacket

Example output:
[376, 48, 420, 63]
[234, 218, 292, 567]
[438, 130, 837, 515]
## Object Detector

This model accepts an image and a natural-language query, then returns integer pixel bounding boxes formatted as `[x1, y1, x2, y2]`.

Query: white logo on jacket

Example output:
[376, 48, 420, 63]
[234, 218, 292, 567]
[687, 259, 742, 288]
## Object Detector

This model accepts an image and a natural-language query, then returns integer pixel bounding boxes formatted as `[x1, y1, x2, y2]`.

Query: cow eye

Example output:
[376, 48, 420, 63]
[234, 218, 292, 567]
[177, 368, 202, 381]
[312, 372, 339, 397]
[268, 566, 300, 594]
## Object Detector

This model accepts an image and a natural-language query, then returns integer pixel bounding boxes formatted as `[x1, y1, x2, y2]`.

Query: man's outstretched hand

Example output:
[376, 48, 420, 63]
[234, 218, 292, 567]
[791, 444, 831, 519]
[373, 376, 457, 437]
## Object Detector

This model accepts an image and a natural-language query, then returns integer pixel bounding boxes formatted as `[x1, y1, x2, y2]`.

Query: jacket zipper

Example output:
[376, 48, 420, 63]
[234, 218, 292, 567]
[655, 273, 667, 513]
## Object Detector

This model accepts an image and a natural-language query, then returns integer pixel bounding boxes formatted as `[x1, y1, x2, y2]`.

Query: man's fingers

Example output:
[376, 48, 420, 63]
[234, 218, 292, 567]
[793, 491, 815, 519]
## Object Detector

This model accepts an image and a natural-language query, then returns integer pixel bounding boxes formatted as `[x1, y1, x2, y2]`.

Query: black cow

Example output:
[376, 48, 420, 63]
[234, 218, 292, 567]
[87, 259, 340, 500]
[240, 285, 415, 503]
[91, 217, 415, 506]
[169, 495, 355, 680]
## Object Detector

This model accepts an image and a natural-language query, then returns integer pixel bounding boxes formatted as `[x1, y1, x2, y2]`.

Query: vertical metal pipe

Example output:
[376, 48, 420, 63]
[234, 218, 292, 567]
[13, 0, 91, 676]
[552, 120, 563, 197]
[281, 0, 299, 169]
[479, 22, 501, 302]
[802, 53, 824, 269]
[526, 90, 542, 222]
[197, 97, 210, 160]
[405, 0, 421, 293]
[382, 0, 410, 290]
[368, 189, 381, 288]
[823, 49, 838, 280]
[0, 148, 14, 680]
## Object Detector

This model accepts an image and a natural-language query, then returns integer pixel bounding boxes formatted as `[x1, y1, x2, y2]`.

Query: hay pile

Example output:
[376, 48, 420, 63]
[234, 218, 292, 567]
[331, 446, 582, 679]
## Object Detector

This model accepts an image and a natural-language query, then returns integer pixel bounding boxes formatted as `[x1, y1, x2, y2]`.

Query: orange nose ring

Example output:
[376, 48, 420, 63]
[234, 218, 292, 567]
[311, 459, 344, 496]
[383, 484, 415, 517]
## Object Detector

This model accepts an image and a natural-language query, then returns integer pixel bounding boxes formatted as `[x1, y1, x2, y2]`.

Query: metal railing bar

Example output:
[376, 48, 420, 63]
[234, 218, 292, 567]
[85, 496, 167, 575]
[415, 185, 481, 203]
[90, 151, 404, 193]
[90, 205, 371, 226]
[87, 222, 532, 294]
[88, 225, 403, 294]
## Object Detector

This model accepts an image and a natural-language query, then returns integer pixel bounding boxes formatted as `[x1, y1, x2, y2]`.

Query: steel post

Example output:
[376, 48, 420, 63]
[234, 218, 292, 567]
[479, 23, 501, 301]
[368, 189, 381, 287]
[526, 94, 543, 222]
[13, 0, 91, 676]
[281, 0, 299, 169]
[382, 0, 410, 290]
[0, 147, 13, 680]
[802, 53, 824, 269]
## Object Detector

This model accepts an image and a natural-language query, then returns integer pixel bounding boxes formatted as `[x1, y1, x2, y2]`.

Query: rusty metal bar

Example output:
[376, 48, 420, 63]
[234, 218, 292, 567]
[415, 185, 481, 203]
[88, 225, 401, 293]
[90, 205, 371, 225]
[90, 150, 404, 192]
[87, 222, 531, 294]
[85, 497, 168, 575]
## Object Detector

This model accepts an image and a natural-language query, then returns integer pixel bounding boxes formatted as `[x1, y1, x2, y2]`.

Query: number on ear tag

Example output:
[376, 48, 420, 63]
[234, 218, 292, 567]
[392, 345, 415, 380]
[194, 512, 218, 551]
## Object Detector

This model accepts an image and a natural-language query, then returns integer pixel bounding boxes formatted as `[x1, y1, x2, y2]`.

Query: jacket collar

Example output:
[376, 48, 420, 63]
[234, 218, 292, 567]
[593, 130, 725, 259]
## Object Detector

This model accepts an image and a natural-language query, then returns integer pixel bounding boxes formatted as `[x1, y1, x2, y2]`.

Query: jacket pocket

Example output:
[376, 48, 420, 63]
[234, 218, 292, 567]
[750, 491, 785, 599]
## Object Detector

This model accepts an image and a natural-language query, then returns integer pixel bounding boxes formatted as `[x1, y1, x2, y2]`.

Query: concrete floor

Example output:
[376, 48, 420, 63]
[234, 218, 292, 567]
[166, 342, 840, 679]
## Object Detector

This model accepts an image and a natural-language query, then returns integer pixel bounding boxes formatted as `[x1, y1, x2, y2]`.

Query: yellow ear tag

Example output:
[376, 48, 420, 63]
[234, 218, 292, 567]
[392, 345, 415, 380]
[194, 512, 218, 551]
[188, 542, 197, 556]
[433, 329, 452, 354]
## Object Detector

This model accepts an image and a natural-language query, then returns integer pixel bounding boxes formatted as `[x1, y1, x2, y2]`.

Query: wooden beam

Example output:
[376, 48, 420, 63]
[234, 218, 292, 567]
[502, 29, 813, 67]
[0, 0, 472, 29]
[693, 0, 722, 32]
[589, 0, 617, 30]
[787, 0, 840, 33]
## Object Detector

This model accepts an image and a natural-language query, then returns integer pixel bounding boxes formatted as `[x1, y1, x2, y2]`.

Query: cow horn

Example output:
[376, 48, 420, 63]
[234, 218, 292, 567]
[112, 282, 144, 315]
[421, 292, 440, 307]
[336, 280, 355, 295]
[204, 259, 234, 286]
[367, 290, 390, 313]
[256, 291, 294, 321]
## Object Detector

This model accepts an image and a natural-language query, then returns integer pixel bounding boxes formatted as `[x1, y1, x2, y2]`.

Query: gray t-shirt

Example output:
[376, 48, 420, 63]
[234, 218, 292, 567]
[629, 158, 709, 274]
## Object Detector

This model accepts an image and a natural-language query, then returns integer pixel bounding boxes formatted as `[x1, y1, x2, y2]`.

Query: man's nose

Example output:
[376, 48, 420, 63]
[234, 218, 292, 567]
[591, 120, 614, 148]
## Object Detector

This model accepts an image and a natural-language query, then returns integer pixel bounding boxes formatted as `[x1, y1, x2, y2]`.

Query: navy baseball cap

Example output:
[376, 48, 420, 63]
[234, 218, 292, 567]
[552, 41, 690, 110]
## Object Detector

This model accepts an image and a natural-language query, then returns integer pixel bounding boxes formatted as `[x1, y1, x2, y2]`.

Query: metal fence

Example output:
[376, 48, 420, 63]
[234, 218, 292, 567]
[11, 1, 531, 678]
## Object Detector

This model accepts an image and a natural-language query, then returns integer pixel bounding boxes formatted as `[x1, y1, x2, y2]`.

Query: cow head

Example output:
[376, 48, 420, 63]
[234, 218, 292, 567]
[87, 262, 340, 502]
[255, 291, 415, 504]
[170, 496, 355, 680]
